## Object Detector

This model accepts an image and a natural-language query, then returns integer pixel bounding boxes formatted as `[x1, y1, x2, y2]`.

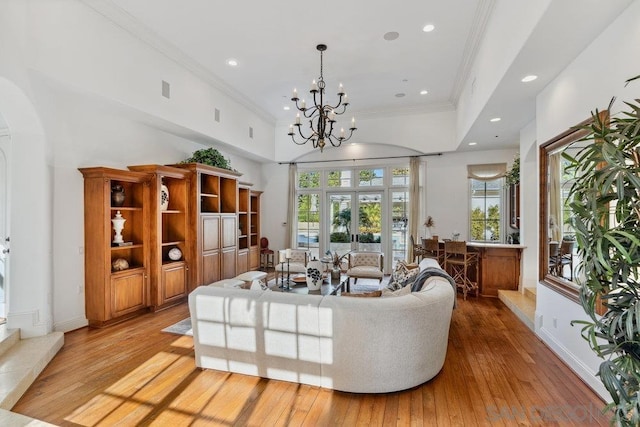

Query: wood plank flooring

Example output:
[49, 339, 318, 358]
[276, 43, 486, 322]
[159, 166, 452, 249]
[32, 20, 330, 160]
[12, 296, 611, 426]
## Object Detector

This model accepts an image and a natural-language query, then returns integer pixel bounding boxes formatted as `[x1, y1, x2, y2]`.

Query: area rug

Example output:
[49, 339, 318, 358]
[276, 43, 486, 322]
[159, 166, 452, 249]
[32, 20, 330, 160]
[162, 318, 192, 336]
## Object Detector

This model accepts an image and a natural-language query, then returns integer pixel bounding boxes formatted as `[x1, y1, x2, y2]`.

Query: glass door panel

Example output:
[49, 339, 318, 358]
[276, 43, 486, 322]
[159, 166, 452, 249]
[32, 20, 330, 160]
[357, 192, 383, 252]
[391, 191, 409, 266]
[327, 193, 353, 259]
[296, 193, 321, 260]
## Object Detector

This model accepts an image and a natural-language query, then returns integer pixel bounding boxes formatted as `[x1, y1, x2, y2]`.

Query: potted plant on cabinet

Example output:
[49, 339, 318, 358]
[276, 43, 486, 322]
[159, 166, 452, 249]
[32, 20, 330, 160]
[566, 75, 640, 426]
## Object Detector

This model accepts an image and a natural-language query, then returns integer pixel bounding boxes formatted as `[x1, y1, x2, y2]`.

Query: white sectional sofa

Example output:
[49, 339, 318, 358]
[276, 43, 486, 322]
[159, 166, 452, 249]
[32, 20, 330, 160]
[188, 258, 455, 393]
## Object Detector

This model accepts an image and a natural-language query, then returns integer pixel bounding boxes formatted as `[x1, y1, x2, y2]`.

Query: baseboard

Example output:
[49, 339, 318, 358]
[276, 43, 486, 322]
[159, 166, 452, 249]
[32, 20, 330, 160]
[54, 316, 88, 333]
[537, 326, 608, 401]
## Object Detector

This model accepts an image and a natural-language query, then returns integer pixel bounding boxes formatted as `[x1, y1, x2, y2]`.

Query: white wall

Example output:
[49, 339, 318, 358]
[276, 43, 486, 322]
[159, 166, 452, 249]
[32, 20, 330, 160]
[425, 148, 518, 241]
[274, 109, 457, 163]
[456, 0, 551, 142]
[0, 0, 265, 333]
[519, 120, 538, 288]
[533, 0, 640, 401]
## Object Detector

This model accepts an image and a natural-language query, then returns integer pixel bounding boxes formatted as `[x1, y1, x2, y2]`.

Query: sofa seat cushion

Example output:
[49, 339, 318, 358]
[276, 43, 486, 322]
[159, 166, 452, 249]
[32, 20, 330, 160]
[208, 279, 245, 288]
[235, 271, 268, 281]
[278, 262, 307, 274]
[346, 266, 383, 279]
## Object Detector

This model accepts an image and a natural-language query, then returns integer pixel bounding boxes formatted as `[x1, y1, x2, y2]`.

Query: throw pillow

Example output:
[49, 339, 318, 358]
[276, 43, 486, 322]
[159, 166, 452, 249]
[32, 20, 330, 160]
[386, 261, 420, 291]
[342, 290, 382, 298]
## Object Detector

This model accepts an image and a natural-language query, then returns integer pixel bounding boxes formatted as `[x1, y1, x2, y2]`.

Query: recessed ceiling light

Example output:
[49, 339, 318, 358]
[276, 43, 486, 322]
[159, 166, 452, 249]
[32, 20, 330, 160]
[422, 24, 435, 32]
[490, 117, 501, 122]
[283, 106, 290, 111]
[521, 75, 538, 83]
[226, 58, 238, 67]
[468, 142, 477, 146]
[395, 93, 406, 98]
[420, 90, 428, 95]
[383, 31, 400, 41]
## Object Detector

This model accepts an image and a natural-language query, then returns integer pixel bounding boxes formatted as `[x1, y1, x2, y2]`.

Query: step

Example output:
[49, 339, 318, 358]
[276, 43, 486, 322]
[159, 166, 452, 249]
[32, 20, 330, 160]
[0, 408, 56, 426]
[0, 325, 20, 358]
[524, 286, 537, 301]
[498, 290, 535, 331]
[0, 332, 64, 410]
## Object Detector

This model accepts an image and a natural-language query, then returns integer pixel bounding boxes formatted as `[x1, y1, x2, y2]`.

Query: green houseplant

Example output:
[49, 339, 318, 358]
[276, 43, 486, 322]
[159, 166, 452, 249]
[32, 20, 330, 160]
[566, 75, 640, 426]
[182, 147, 233, 171]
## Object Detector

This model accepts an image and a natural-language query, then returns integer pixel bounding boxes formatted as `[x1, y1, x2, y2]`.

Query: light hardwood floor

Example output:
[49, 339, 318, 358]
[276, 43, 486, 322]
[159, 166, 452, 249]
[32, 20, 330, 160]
[13, 296, 610, 426]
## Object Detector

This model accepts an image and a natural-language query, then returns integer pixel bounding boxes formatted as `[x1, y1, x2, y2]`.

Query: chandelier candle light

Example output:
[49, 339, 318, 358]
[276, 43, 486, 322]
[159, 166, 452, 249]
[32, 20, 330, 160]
[288, 44, 357, 152]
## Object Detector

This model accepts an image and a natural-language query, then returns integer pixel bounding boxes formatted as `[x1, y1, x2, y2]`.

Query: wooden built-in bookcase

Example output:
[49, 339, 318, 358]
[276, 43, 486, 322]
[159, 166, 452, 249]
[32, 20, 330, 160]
[79, 167, 151, 327]
[128, 165, 191, 310]
[80, 162, 262, 327]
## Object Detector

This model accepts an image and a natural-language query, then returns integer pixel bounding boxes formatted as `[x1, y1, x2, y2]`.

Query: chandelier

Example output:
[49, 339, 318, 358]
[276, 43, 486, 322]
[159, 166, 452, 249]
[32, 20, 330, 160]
[288, 44, 357, 152]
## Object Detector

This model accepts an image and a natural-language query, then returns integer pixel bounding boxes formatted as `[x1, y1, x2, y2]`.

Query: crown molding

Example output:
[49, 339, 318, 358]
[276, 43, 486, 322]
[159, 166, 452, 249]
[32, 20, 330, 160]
[80, 0, 276, 124]
[450, 0, 496, 106]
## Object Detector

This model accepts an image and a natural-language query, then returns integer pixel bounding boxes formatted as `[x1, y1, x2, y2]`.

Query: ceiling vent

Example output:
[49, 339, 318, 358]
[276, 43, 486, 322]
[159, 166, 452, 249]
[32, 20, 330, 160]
[161, 80, 170, 99]
[214, 108, 220, 122]
[249, 126, 254, 139]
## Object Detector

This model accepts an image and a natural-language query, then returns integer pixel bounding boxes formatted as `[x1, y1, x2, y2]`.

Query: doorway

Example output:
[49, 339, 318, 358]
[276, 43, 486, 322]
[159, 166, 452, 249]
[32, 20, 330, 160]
[0, 126, 10, 323]
[327, 191, 384, 256]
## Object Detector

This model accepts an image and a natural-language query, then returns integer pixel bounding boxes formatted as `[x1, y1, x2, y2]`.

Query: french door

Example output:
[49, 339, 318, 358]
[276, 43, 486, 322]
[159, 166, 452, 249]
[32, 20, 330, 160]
[0, 132, 10, 321]
[327, 191, 384, 256]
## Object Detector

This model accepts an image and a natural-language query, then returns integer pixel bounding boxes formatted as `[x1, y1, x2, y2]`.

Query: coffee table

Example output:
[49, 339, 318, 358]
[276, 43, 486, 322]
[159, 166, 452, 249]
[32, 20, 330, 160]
[274, 274, 348, 296]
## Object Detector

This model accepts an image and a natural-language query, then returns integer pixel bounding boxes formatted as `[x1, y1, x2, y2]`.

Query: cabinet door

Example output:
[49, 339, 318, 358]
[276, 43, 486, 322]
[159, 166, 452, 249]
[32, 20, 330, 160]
[161, 262, 187, 303]
[202, 250, 220, 285]
[222, 247, 237, 279]
[249, 247, 259, 270]
[221, 216, 237, 248]
[237, 250, 248, 274]
[111, 269, 147, 317]
[202, 216, 220, 251]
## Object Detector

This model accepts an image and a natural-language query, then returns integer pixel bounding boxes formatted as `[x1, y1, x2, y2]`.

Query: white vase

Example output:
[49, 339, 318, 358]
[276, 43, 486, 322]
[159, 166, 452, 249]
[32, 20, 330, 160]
[160, 182, 169, 211]
[111, 210, 126, 244]
[306, 258, 323, 291]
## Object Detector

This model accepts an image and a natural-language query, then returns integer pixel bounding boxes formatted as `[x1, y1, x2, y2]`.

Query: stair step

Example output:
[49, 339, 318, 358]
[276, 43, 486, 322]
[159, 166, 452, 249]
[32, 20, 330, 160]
[0, 325, 19, 358]
[524, 286, 537, 301]
[0, 332, 64, 410]
[0, 408, 56, 426]
[498, 290, 535, 331]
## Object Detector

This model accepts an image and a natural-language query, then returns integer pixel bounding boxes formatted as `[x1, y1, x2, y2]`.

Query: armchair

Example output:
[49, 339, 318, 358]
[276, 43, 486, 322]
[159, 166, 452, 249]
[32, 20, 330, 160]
[346, 251, 384, 291]
[276, 249, 309, 284]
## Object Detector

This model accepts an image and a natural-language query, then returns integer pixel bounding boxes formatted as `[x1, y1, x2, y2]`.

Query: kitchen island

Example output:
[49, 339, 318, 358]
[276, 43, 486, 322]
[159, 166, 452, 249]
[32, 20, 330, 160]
[466, 242, 525, 297]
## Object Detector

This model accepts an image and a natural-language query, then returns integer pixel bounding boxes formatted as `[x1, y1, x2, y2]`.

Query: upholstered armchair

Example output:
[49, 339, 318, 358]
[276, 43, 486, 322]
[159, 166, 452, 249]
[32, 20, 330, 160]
[276, 249, 309, 283]
[346, 252, 384, 290]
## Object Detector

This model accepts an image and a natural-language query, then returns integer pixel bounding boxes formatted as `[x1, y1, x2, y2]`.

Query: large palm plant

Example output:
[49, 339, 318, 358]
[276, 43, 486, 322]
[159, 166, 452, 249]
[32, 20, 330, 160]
[565, 76, 640, 426]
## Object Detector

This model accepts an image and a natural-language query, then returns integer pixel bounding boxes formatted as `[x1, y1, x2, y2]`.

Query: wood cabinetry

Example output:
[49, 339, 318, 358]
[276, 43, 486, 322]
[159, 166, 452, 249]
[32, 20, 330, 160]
[468, 244, 523, 297]
[128, 165, 191, 310]
[249, 191, 262, 270]
[81, 162, 262, 326]
[79, 167, 151, 327]
[174, 163, 241, 287]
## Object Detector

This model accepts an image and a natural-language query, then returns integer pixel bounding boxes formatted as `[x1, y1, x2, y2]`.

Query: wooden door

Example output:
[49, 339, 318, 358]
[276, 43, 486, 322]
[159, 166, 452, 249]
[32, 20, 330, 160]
[111, 269, 147, 317]
[202, 251, 220, 285]
[222, 247, 237, 279]
[161, 261, 187, 303]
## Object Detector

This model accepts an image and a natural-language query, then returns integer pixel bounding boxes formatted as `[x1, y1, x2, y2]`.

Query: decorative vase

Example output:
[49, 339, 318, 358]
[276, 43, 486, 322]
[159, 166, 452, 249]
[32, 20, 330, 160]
[111, 184, 125, 207]
[331, 266, 341, 284]
[168, 247, 182, 261]
[306, 258, 323, 291]
[160, 181, 169, 211]
[112, 211, 126, 244]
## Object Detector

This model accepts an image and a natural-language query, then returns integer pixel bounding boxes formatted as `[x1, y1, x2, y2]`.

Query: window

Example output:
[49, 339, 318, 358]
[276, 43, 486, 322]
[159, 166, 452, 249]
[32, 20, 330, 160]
[391, 168, 410, 186]
[470, 178, 503, 242]
[358, 168, 383, 187]
[327, 170, 352, 188]
[298, 171, 320, 189]
[297, 193, 320, 255]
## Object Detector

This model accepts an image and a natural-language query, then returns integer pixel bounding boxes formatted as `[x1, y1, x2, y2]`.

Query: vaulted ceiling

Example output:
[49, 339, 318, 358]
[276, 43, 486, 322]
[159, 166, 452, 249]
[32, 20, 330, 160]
[95, 0, 632, 153]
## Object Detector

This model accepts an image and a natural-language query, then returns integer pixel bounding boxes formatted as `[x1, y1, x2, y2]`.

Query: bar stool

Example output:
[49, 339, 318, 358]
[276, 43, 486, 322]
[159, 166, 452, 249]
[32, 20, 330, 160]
[422, 237, 444, 267]
[260, 237, 274, 270]
[444, 241, 479, 300]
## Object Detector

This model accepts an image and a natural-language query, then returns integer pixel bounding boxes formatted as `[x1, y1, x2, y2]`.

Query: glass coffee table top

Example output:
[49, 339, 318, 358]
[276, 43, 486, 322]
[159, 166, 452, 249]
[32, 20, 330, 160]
[274, 274, 347, 296]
